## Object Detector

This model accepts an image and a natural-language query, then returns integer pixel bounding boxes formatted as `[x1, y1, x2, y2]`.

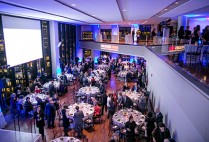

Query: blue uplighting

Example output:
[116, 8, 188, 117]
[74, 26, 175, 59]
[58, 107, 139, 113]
[194, 18, 209, 21]
[185, 14, 201, 18]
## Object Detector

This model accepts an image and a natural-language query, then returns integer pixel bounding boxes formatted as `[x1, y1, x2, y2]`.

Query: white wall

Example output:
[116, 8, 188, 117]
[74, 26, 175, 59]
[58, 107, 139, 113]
[188, 19, 209, 32]
[49, 21, 60, 78]
[145, 49, 209, 142]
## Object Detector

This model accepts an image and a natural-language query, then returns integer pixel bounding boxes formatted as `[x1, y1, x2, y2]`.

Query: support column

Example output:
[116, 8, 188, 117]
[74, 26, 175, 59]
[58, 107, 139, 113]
[93, 25, 100, 41]
[49, 21, 60, 78]
[111, 25, 119, 43]
[178, 16, 187, 30]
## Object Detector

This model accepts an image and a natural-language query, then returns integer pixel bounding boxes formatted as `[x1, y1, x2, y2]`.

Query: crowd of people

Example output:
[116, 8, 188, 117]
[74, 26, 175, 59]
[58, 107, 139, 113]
[178, 25, 209, 45]
[7, 53, 176, 142]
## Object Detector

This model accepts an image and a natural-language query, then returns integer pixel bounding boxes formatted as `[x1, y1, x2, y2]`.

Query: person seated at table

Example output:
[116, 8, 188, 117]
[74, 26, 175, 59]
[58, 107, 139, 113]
[74, 106, 84, 138]
[24, 97, 33, 117]
[138, 95, 147, 114]
[121, 93, 133, 108]
[91, 97, 98, 106]
[62, 105, 71, 136]
[34, 77, 42, 88]
[91, 76, 96, 86]
[109, 133, 119, 142]
[125, 115, 136, 142]
[94, 102, 101, 117]
[35, 85, 41, 94]
[152, 122, 171, 142]
[34, 105, 45, 139]
[145, 112, 156, 142]
[123, 82, 130, 91]
[24, 87, 31, 96]
[131, 82, 139, 92]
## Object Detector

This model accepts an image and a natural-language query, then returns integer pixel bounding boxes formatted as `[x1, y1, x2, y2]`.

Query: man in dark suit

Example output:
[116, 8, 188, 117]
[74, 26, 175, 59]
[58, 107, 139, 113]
[155, 108, 163, 125]
[48, 81, 55, 97]
[45, 99, 56, 128]
[62, 105, 70, 136]
[122, 94, 133, 108]
[122, 82, 130, 91]
[74, 106, 84, 138]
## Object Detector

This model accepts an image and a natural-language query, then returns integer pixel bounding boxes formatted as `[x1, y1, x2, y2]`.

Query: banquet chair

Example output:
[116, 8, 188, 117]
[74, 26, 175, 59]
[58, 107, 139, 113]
[81, 95, 87, 103]
[108, 118, 120, 136]
[93, 109, 102, 124]
[95, 94, 102, 103]
[84, 118, 95, 132]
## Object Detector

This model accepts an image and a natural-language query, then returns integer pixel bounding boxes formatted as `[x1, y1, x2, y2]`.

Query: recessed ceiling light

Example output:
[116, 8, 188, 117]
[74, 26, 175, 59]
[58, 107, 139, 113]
[145, 21, 147, 22]
[122, 9, 127, 12]
[92, 15, 96, 17]
[165, 9, 168, 10]
[175, 1, 178, 4]
[71, 4, 76, 7]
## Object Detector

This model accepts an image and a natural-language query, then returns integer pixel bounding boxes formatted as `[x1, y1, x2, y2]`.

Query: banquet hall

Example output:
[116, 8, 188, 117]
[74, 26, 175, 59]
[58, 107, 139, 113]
[0, 0, 209, 142]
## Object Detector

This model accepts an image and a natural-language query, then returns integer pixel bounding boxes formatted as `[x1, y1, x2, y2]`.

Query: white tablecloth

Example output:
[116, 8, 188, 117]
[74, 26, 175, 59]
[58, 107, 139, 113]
[51, 137, 81, 142]
[43, 81, 60, 89]
[92, 69, 106, 77]
[112, 109, 145, 128]
[96, 64, 109, 69]
[0, 112, 7, 129]
[118, 71, 131, 78]
[58, 74, 73, 81]
[87, 76, 100, 83]
[67, 103, 94, 120]
[78, 86, 100, 96]
[123, 91, 142, 103]
[23, 94, 47, 105]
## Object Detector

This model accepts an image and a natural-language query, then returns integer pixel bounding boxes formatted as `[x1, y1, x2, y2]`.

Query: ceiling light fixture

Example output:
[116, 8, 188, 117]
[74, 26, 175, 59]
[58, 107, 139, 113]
[122, 9, 127, 12]
[71, 4, 76, 7]
[175, 1, 178, 4]
[165, 9, 168, 10]
[92, 15, 96, 17]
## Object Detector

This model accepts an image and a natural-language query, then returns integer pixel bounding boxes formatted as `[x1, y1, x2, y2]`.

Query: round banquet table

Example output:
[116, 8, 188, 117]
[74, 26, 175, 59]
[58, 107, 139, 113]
[0, 112, 7, 129]
[67, 103, 94, 120]
[118, 71, 129, 78]
[112, 108, 145, 127]
[43, 81, 60, 89]
[96, 64, 109, 70]
[92, 69, 106, 77]
[23, 93, 48, 105]
[123, 91, 142, 103]
[51, 136, 81, 142]
[78, 86, 100, 98]
[58, 73, 73, 81]
[87, 76, 100, 83]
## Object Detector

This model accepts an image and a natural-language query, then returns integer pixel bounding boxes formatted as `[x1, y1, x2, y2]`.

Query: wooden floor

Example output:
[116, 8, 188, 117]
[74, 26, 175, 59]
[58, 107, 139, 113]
[3, 75, 138, 142]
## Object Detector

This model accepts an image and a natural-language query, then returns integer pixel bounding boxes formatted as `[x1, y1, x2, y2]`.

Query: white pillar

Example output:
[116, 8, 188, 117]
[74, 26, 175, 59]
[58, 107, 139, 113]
[178, 16, 187, 30]
[49, 21, 60, 78]
[111, 25, 119, 43]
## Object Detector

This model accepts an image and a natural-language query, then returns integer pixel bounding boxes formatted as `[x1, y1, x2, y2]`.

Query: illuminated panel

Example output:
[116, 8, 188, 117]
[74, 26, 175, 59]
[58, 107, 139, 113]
[101, 44, 118, 52]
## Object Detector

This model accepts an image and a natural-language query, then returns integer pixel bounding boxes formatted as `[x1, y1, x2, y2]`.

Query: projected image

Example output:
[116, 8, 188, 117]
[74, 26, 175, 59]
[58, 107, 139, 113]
[2, 16, 43, 67]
